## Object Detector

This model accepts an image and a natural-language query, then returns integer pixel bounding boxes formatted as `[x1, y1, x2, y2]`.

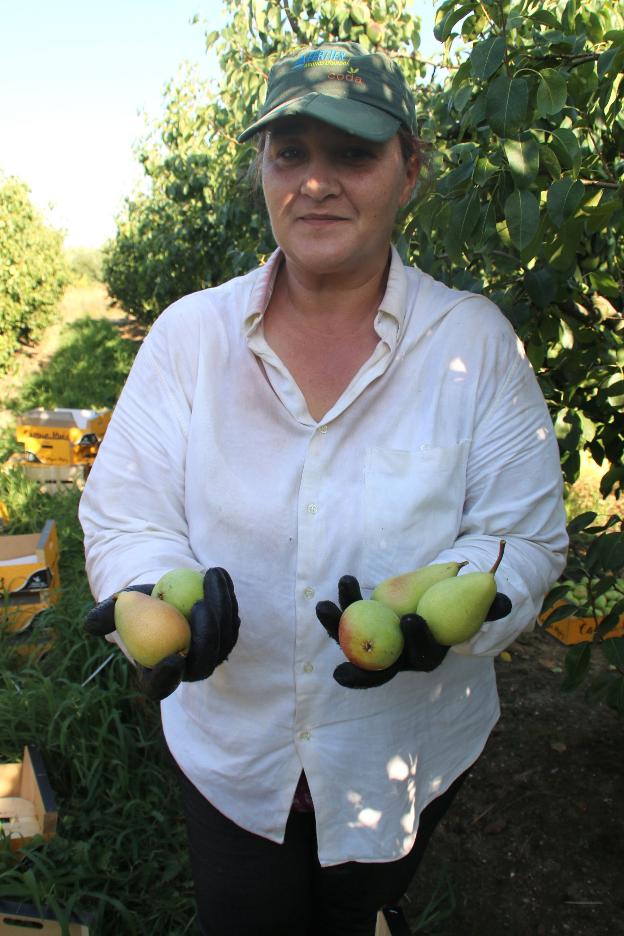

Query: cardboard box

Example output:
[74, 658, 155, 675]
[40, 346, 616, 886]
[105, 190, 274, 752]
[15, 408, 111, 467]
[540, 601, 624, 645]
[0, 901, 90, 935]
[0, 520, 60, 634]
[0, 745, 57, 850]
[4, 455, 90, 493]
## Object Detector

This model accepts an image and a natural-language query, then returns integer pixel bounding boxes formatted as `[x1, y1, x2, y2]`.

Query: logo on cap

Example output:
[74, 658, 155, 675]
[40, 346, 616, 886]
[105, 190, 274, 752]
[292, 49, 352, 70]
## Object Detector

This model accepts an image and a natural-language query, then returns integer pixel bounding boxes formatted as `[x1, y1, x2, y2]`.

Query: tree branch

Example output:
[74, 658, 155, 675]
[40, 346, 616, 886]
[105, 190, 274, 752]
[281, 0, 304, 39]
[580, 179, 619, 189]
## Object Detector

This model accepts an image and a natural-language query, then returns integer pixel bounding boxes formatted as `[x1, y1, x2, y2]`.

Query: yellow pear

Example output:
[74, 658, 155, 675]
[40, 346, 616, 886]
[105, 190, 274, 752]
[416, 541, 506, 646]
[372, 560, 468, 616]
[114, 590, 191, 667]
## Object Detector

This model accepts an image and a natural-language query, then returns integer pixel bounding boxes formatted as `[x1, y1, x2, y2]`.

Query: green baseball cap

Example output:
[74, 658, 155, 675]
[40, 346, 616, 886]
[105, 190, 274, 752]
[238, 41, 417, 143]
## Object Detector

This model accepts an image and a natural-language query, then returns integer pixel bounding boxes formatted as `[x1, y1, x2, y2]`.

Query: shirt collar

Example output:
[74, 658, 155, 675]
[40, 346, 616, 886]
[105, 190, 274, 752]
[242, 244, 408, 349]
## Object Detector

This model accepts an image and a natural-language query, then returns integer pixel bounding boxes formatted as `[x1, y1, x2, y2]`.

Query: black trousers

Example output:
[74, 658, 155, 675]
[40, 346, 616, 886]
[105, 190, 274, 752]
[174, 762, 468, 936]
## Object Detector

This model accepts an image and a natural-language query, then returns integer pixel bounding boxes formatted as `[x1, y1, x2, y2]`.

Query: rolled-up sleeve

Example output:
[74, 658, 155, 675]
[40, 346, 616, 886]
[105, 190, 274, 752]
[78, 306, 203, 601]
[431, 339, 568, 656]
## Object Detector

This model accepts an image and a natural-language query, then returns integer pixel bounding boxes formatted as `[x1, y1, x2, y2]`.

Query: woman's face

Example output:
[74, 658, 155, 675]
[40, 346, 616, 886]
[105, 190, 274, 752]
[261, 116, 419, 283]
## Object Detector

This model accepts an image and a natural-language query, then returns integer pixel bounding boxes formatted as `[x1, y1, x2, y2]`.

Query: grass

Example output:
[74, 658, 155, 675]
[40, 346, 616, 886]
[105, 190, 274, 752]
[0, 314, 197, 933]
[4, 316, 139, 414]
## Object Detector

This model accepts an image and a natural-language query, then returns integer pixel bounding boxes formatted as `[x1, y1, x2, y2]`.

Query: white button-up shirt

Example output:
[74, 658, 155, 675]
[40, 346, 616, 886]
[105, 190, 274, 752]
[79, 246, 568, 866]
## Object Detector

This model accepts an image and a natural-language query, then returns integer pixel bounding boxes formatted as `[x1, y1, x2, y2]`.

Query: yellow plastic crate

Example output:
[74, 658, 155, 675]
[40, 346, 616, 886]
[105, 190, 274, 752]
[15, 407, 111, 467]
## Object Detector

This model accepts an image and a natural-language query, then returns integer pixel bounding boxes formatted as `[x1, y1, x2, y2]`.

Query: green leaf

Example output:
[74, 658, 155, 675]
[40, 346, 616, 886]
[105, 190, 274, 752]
[548, 129, 581, 175]
[598, 45, 624, 79]
[561, 642, 591, 691]
[525, 267, 557, 308]
[434, 3, 472, 42]
[504, 190, 540, 250]
[606, 380, 624, 397]
[436, 157, 477, 195]
[470, 35, 506, 80]
[539, 144, 562, 180]
[599, 465, 624, 497]
[473, 155, 500, 186]
[584, 196, 620, 234]
[545, 602, 579, 625]
[536, 68, 568, 116]
[586, 532, 624, 573]
[451, 188, 482, 243]
[546, 179, 585, 227]
[504, 133, 539, 187]
[452, 83, 473, 113]
[602, 637, 624, 669]
[486, 74, 529, 138]
[474, 200, 497, 247]
[529, 10, 563, 29]
[567, 511, 598, 533]
[541, 584, 574, 611]
[589, 271, 620, 297]
[597, 606, 624, 639]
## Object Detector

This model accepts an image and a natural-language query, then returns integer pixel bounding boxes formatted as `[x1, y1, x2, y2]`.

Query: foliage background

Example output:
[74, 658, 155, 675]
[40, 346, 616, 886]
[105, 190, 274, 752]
[103, 0, 624, 703]
[0, 176, 69, 373]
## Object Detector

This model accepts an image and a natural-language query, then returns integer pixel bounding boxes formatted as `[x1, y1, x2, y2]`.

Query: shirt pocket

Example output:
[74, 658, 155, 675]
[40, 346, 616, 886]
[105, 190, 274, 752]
[360, 442, 469, 590]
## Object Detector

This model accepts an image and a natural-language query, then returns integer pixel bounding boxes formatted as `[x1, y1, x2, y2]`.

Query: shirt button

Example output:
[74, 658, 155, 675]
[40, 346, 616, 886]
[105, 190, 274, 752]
[303, 586, 315, 599]
[303, 662, 314, 673]
[319, 425, 328, 434]
[299, 730, 311, 741]
[306, 503, 318, 515]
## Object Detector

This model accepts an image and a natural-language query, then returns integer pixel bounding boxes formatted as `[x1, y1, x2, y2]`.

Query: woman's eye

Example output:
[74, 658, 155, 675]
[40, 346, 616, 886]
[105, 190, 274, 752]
[342, 147, 376, 161]
[276, 146, 303, 161]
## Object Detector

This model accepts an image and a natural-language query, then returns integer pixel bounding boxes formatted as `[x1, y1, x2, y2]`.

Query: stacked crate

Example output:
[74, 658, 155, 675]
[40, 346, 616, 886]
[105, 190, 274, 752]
[8, 407, 111, 489]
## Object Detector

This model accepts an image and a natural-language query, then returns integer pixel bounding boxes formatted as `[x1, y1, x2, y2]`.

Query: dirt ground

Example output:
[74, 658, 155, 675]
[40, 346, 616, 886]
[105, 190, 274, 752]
[406, 625, 623, 936]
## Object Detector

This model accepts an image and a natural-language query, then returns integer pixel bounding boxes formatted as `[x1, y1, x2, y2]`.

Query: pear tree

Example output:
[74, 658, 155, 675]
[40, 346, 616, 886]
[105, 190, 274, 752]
[103, 0, 624, 711]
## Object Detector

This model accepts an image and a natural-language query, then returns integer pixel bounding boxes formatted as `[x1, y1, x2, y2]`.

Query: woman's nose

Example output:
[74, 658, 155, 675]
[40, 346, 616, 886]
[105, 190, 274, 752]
[299, 158, 340, 199]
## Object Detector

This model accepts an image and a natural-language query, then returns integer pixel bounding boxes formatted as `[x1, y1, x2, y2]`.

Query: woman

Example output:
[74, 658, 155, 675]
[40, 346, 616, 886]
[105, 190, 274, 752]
[80, 41, 568, 936]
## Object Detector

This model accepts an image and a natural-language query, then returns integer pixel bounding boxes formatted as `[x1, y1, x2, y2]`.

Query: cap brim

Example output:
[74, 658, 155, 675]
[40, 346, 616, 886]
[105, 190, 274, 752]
[237, 93, 400, 143]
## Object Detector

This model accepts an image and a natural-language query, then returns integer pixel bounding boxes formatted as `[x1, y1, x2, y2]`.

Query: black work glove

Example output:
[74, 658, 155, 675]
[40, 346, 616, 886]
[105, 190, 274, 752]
[84, 568, 240, 701]
[316, 575, 512, 689]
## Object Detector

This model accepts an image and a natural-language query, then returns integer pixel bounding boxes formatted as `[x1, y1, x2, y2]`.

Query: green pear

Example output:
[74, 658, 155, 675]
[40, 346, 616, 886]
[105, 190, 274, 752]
[372, 560, 468, 616]
[366, 20, 384, 44]
[338, 599, 403, 671]
[151, 568, 204, 620]
[114, 590, 191, 667]
[416, 541, 506, 646]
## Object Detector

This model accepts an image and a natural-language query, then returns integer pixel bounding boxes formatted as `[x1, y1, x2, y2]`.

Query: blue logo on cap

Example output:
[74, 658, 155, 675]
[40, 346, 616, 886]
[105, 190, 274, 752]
[292, 50, 351, 70]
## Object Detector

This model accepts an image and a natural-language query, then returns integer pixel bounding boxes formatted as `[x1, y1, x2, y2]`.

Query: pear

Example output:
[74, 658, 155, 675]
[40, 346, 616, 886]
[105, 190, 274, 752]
[152, 567, 204, 620]
[114, 590, 191, 667]
[372, 560, 468, 617]
[416, 541, 506, 646]
[338, 599, 404, 671]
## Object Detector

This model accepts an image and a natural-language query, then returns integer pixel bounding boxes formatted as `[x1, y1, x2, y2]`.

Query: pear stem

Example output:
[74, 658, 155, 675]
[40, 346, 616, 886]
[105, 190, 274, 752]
[457, 560, 469, 571]
[490, 539, 506, 575]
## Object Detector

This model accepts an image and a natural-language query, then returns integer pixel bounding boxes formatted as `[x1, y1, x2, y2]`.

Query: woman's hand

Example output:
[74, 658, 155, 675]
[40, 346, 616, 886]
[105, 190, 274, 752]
[316, 575, 512, 689]
[84, 568, 240, 701]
